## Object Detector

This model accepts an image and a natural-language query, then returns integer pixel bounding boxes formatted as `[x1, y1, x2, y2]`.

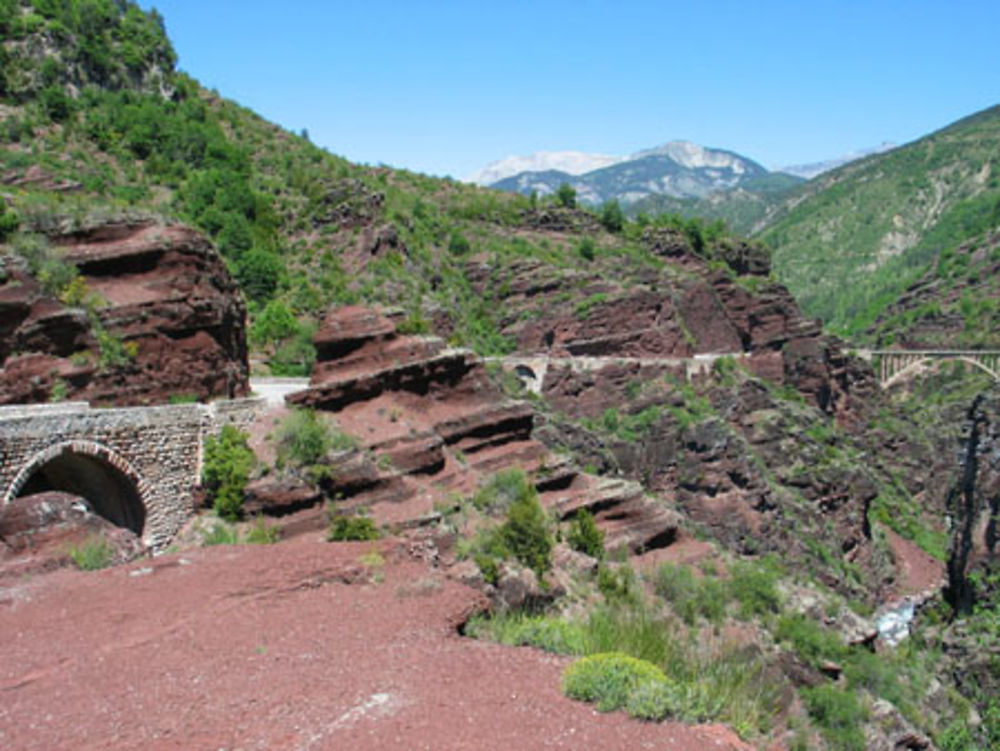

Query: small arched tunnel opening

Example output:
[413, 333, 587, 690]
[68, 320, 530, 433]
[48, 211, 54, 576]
[514, 364, 539, 392]
[15, 451, 146, 536]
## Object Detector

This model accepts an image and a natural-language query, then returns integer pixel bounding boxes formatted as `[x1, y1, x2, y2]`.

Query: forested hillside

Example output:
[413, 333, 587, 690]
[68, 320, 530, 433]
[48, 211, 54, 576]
[758, 105, 1000, 338]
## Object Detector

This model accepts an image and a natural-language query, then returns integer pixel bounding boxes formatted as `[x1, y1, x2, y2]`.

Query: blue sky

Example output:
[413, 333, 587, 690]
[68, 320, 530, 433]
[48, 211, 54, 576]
[144, 1, 999, 179]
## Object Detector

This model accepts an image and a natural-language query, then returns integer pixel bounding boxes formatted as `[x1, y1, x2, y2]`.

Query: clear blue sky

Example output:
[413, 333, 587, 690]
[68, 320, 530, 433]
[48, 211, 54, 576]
[143, 1, 999, 179]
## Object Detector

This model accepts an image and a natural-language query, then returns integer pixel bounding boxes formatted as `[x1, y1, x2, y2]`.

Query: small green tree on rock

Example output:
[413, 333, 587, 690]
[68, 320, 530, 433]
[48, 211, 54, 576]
[202, 424, 254, 521]
[556, 182, 577, 209]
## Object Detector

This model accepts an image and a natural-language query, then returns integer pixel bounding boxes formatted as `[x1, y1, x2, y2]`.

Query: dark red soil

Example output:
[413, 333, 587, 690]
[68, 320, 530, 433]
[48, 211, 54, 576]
[0, 538, 749, 750]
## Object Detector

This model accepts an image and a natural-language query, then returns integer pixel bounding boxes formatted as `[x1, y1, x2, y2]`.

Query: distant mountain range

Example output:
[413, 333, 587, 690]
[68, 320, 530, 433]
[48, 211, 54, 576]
[471, 141, 781, 206]
[469, 140, 898, 216]
[775, 142, 896, 179]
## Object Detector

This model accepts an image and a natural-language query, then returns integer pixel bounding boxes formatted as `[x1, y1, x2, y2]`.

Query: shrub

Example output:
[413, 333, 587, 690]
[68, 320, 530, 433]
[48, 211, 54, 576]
[201, 522, 240, 546]
[500, 488, 554, 577]
[276, 408, 332, 467]
[464, 612, 587, 655]
[654, 563, 727, 625]
[600, 199, 625, 233]
[729, 558, 782, 619]
[775, 613, 846, 667]
[625, 678, 681, 720]
[236, 248, 283, 301]
[0, 202, 18, 240]
[568, 509, 605, 559]
[202, 425, 255, 521]
[577, 237, 596, 262]
[68, 535, 113, 571]
[244, 517, 281, 544]
[472, 467, 534, 512]
[562, 652, 668, 712]
[801, 685, 868, 751]
[328, 514, 380, 541]
[556, 182, 577, 209]
[448, 232, 471, 255]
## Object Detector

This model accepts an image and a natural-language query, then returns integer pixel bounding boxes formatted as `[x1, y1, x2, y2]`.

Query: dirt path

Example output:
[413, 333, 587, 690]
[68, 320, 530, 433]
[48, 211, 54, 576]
[0, 539, 748, 750]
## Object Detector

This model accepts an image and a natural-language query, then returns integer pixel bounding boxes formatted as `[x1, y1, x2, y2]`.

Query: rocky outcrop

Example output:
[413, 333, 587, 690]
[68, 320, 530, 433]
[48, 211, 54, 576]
[0, 491, 146, 578]
[282, 306, 683, 554]
[460, 226, 875, 423]
[0, 219, 248, 405]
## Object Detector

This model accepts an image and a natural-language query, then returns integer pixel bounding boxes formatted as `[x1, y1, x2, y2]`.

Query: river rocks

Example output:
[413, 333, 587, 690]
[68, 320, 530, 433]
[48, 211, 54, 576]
[0, 218, 248, 405]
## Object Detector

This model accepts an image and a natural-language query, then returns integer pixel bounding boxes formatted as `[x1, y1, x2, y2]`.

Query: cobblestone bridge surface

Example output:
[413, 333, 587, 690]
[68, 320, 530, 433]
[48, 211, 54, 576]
[0, 398, 262, 550]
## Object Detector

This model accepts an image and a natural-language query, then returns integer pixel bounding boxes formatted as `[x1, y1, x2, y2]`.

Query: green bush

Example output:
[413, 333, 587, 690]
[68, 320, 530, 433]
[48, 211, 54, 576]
[500, 487, 553, 577]
[201, 521, 240, 546]
[625, 678, 681, 720]
[801, 684, 868, 751]
[600, 199, 625, 233]
[237, 248, 283, 301]
[567, 509, 605, 559]
[653, 563, 727, 625]
[472, 467, 535, 512]
[729, 558, 782, 619]
[562, 652, 669, 712]
[577, 237, 596, 261]
[328, 514, 380, 541]
[463, 612, 587, 655]
[276, 408, 332, 468]
[556, 182, 577, 209]
[202, 424, 255, 521]
[67, 535, 113, 570]
[244, 517, 281, 544]
[775, 613, 846, 666]
[0, 202, 18, 240]
[448, 232, 471, 255]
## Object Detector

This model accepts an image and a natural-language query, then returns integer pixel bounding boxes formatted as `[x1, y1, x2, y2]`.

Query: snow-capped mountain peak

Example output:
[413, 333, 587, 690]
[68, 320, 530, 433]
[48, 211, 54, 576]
[465, 151, 624, 186]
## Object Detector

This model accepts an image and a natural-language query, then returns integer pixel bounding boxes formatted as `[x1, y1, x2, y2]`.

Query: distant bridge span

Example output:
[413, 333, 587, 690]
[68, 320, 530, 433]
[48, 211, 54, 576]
[489, 350, 1000, 394]
[854, 349, 1000, 388]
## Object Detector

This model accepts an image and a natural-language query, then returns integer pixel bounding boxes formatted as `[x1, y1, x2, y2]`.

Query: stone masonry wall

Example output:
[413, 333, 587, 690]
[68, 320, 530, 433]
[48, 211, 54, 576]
[0, 397, 266, 550]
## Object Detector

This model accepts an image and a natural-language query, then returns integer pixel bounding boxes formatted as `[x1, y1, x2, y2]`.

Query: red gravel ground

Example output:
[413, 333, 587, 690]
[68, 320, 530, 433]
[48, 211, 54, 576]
[0, 538, 750, 750]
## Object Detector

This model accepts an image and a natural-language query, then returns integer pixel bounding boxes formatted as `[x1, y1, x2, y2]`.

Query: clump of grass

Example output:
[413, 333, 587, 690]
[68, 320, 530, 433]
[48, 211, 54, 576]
[201, 522, 241, 546]
[801, 685, 868, 751]
[244, 517, 281, 544]
[67, 535, 113, 571]
[562, 652, 671, 713]
[328, 513, 380, 542]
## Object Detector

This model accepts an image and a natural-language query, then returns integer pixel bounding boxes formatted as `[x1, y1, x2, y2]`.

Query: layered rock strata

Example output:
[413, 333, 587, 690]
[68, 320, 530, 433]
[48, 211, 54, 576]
[0, 219, 248, 405]
[286, 306, 681, 553]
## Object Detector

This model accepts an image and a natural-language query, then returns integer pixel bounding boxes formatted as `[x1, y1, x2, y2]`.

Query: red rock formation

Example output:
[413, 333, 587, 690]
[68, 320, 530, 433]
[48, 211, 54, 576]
[0, 491, 146, 579]
[285, 306, 678, 553]
[0, 219, 248, 405]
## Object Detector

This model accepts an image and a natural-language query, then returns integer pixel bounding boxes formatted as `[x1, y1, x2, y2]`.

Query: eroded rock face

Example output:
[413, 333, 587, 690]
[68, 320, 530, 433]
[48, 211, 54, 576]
[283, 306, 681, 554]
[0, 491, 146, 577]
[0, 219, 248, 405]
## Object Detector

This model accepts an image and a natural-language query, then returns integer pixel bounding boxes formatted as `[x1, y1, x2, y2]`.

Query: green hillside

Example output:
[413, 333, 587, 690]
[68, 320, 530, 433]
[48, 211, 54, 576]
[626, 172, 804, 235]
[757, 105, 1000, 338]
[0, 0, 750, 375]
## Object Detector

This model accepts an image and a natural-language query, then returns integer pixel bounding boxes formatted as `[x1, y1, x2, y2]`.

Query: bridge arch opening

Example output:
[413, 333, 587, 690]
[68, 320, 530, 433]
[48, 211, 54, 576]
[882, 356, 1000, 390]
[514, 364, 540, 391]
[7, 442, 146, 535]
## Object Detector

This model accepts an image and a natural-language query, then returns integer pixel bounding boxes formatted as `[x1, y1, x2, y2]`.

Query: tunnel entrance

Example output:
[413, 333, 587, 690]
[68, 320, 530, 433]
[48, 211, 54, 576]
[14, 447, 146, 535]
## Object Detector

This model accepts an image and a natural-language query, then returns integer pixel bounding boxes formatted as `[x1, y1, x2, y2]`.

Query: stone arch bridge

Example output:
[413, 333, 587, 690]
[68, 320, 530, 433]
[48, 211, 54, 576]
[854, 350, 1000, 388]
[0, 398, 262, 551]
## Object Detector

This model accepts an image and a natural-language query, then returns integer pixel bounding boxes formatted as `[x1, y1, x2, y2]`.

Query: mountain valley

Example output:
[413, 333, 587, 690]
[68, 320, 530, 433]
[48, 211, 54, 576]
[0, 3, 999, 750]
